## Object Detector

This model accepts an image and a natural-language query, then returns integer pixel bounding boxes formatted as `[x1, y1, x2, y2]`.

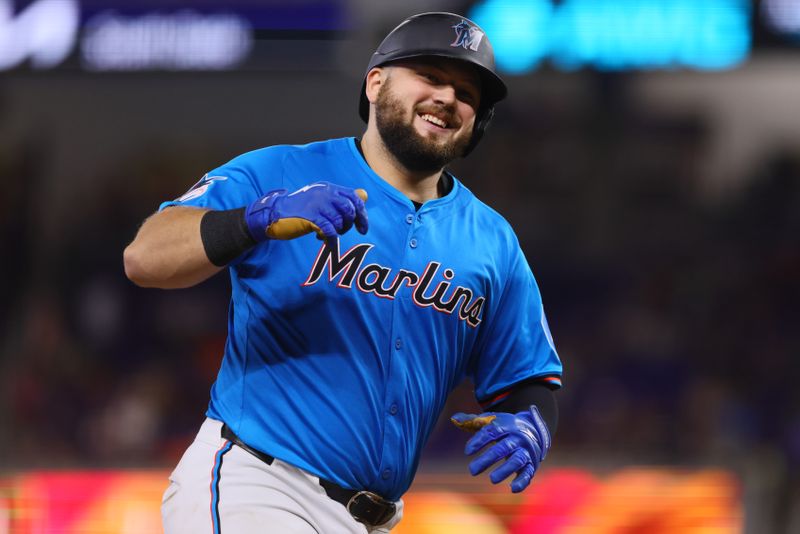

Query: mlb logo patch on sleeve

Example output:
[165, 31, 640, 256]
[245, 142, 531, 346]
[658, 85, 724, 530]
[177, 174, 228, 202]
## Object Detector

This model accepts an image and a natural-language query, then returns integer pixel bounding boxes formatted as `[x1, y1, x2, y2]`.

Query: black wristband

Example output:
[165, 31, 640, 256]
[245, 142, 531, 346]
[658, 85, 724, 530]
[491, 382, 559, 435]
[200, 208, 258, 266]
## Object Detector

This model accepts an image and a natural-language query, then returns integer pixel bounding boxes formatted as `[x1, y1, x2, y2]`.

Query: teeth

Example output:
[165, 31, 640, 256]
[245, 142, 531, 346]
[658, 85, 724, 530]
[420, 114, 447, 128]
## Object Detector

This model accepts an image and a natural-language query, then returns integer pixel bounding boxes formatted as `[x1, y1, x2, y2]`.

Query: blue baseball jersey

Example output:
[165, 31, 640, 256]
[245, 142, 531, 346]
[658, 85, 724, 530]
[160, 137, 562, 500]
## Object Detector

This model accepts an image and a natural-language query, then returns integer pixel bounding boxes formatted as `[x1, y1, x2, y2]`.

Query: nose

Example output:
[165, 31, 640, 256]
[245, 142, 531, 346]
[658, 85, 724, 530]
[432, 84, 457, 105]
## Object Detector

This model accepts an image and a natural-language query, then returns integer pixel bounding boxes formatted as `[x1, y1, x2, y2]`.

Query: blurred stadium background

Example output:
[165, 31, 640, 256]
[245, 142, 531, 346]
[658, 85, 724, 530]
[1, 0, 798, 532]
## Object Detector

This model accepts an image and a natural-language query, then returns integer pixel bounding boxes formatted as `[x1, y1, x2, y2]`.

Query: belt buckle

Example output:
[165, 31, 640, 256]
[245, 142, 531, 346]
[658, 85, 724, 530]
[346, 490, 395, 527]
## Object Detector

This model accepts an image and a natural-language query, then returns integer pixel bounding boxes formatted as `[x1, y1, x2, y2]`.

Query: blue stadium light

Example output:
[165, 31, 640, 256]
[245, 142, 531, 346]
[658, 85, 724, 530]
[0, 0, 80, 70]
[468, 0, 752, 73]
[469, 0, 553, 73]
[762, 0, 800, 40]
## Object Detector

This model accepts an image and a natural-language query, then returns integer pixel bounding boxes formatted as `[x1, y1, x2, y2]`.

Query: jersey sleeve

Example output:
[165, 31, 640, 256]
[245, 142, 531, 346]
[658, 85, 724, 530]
[158, 146, 289, 212]
[469, 237, 563, 404]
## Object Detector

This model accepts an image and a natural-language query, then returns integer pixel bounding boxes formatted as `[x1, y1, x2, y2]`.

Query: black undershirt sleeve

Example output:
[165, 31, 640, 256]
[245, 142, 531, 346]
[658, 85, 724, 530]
[489, 381, 559, 436]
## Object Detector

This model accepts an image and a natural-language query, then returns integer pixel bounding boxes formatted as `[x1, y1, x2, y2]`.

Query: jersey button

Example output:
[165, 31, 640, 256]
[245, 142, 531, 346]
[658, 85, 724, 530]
[405, 214, 414, 224]
[382, 469, 391, 480]
[390, 404, 398, 415]
[409, 238, 418, 248]
[395, 338, 402, 350]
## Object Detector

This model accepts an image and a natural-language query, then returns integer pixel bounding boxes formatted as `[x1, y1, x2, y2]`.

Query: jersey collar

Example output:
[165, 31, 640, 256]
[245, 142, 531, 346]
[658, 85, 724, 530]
[345, 137, 461, 211]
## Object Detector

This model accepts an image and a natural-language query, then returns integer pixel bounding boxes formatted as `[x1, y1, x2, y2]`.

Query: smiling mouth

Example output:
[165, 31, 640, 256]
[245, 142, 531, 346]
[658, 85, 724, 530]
[419, 113, 449, 129]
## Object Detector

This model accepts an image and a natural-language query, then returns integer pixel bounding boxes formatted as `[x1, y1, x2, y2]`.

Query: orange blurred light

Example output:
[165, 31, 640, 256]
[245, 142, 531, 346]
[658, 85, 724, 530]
[0, 467, 742, 534]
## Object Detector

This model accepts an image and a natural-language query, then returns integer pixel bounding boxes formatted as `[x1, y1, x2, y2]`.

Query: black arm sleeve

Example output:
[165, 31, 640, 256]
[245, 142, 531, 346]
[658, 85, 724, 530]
[200, 207, 257, 266]
[491, 380, 559, 436]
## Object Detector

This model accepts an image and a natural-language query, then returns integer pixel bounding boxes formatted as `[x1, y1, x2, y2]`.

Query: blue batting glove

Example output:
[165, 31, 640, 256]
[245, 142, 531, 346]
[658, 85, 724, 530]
[244, 182, 369, 242]
[451, 406, 551, 493]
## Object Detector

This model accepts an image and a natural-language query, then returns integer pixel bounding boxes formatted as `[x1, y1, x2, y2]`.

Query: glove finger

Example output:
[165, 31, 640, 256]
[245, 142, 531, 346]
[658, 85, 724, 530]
[330, 196, 356, 234]
[337, 189, 369, 234]
[468, 438, 517, 476]
[314, 218, 338, 240]
[331, 195, 356, 220]
[316, 206, 346, 234]
[465, 420, 507, 455]
[489, 448, 531, 484]
[352, 190, 368, 234]
[510, 463, 536, 493]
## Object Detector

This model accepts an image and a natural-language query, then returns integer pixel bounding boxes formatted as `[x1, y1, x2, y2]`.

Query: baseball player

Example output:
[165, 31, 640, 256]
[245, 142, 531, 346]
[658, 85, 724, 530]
[124, 12, 562, 534]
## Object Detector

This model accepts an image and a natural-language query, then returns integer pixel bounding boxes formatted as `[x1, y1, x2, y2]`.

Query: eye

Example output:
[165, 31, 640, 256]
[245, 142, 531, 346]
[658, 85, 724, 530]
[457, 89, 478, 106]
[419, 71, 439, 84]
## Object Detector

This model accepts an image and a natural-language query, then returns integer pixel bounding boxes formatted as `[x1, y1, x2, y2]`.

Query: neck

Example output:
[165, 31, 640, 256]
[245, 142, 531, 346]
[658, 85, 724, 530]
[361, 127, 443, 204]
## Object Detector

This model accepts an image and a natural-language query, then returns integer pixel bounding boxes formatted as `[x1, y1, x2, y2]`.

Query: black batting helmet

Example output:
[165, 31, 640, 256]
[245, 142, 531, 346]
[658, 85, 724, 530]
[359, 12, 508, 155]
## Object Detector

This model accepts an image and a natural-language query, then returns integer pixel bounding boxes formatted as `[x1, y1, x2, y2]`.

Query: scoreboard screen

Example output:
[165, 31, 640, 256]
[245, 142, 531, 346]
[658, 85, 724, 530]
[1, 0, 799, 73]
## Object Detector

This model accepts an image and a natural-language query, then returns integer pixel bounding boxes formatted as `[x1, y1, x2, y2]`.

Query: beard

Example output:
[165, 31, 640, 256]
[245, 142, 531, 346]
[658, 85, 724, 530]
[374, 80, 472, 173]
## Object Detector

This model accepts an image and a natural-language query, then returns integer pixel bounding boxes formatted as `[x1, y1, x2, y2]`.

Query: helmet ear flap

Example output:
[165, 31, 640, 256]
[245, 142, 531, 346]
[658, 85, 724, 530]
[463, 105, 494, 157]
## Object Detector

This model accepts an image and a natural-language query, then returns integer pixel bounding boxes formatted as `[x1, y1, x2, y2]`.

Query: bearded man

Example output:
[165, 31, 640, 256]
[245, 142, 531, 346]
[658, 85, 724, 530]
[124, 12, 562, 534]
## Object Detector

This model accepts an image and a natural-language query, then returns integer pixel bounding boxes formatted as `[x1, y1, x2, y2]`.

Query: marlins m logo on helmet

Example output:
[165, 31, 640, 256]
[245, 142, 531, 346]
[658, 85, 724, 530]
[450, 20, 484, 51]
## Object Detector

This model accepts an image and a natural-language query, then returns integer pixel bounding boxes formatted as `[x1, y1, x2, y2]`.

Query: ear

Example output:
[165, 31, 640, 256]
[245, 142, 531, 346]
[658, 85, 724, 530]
[364, 67, 386, 105]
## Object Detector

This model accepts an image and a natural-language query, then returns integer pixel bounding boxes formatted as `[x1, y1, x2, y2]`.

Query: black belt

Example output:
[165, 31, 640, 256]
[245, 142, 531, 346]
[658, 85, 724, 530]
[221, 423, 396, 528]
